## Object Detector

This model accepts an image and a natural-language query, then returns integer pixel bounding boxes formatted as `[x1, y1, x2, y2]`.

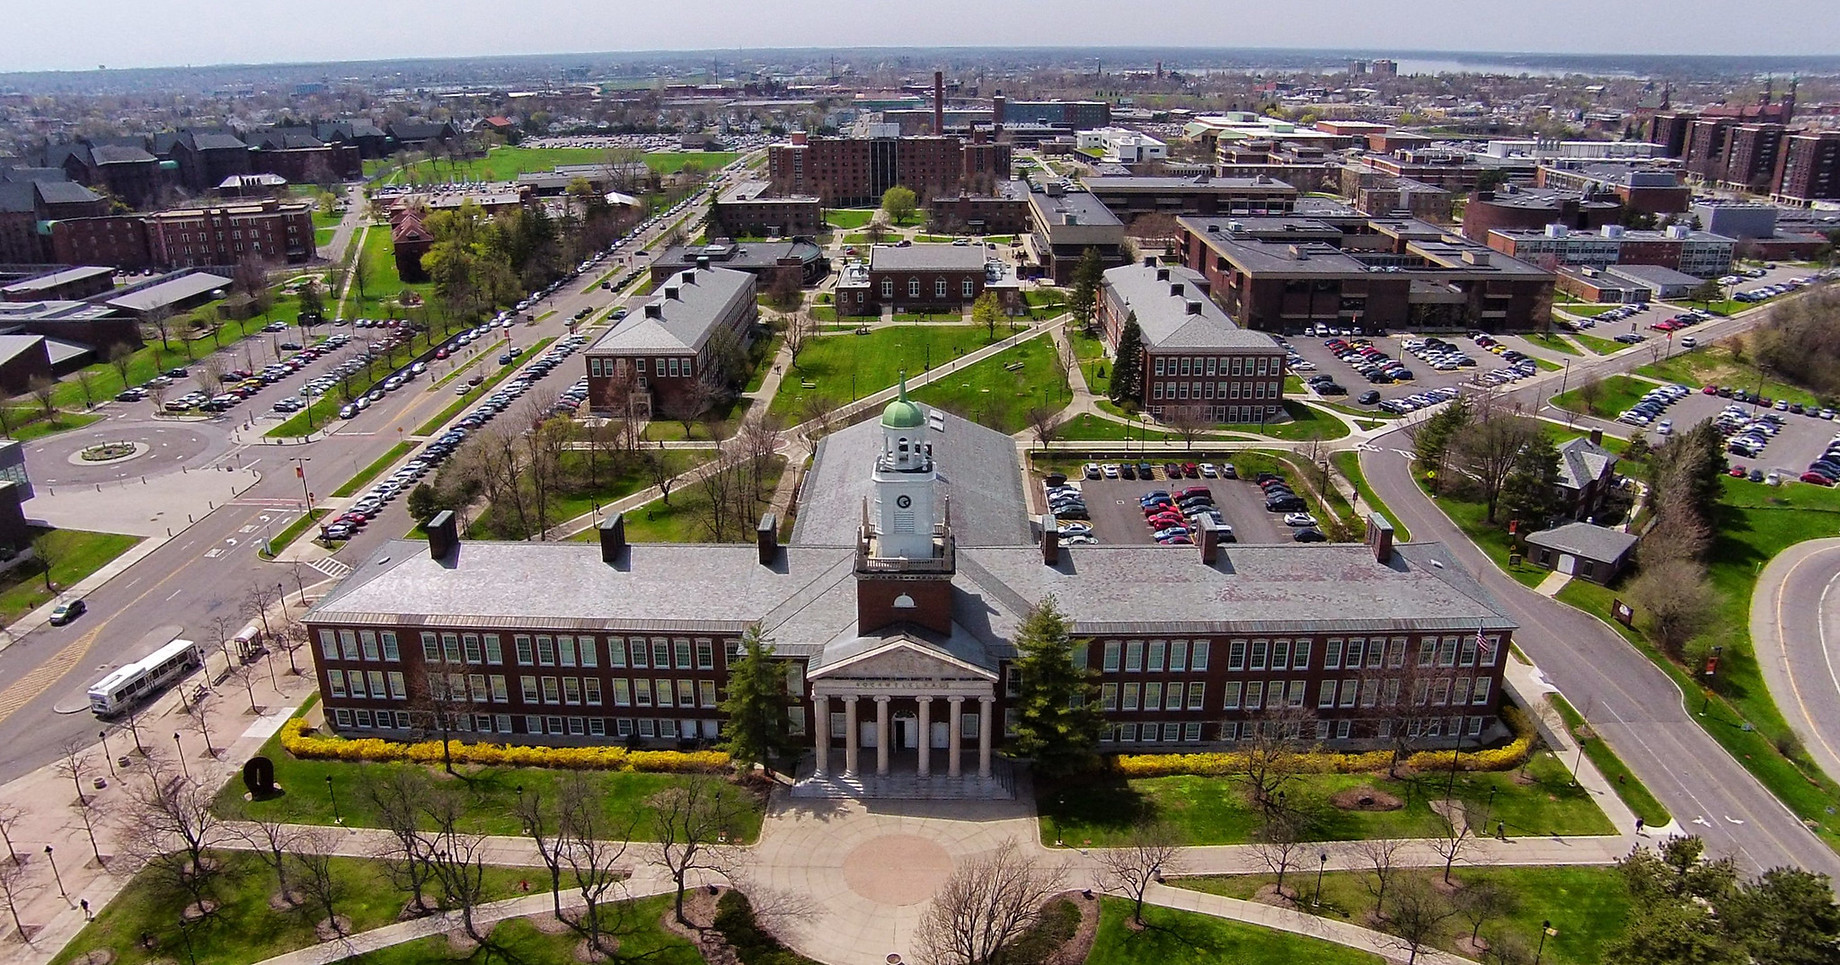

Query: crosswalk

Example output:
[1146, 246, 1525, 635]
[308, 557, 352, 580]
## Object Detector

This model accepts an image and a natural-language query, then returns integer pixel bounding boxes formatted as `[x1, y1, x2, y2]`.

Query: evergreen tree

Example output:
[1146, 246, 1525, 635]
[1069, 247, 1106, 334]
[1009, 596, 1104, 780]
[717, 625, 794, 771]
[1411, 396, 1473, 493]
[1110, 313, 1145, 405]
[1499, 430, 1564, 528]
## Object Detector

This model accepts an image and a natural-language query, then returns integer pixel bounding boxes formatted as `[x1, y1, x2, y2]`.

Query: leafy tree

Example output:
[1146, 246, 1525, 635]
[1008, 596, 1103, 779]
[971, 291, 1003, 340]
[1109, 312, 1145, 405]
[717, 625, 795, 771]
[1690, 278, 1725, 306]
[405, 483, 443, 521]
[1727, 867, 1840, 965]
[1410, 395, 1473, 493]
[1499, 430, 1564, 528]
[880, 185, 917, 225]
[1451, 409, 1543, 522]
[1069, 247, 1105, 334]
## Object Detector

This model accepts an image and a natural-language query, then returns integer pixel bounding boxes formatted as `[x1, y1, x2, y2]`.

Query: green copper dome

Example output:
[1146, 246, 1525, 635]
[881, 373, 925, 429]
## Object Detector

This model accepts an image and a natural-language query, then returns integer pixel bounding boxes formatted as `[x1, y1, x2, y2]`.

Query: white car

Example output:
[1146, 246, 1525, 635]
[1284, 512, 1318, 528]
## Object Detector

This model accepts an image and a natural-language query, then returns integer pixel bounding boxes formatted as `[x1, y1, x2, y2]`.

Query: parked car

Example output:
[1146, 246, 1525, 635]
[48, 598, 86, 626]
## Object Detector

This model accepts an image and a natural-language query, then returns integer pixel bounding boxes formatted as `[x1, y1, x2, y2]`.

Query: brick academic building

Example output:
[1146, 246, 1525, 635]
[306, 389, 1517, 797]
[767, 132, 1012, 207]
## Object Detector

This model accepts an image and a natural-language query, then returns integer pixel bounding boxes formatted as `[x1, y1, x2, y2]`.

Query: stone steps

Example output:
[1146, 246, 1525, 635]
[790, 761, 1016, 800]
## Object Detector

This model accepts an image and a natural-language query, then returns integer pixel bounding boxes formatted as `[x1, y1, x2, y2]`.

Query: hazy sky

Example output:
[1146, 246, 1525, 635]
[9, 0, 1839, 73]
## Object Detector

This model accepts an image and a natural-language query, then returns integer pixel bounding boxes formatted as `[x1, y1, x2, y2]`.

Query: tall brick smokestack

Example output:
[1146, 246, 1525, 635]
[934, 71, 945, 134]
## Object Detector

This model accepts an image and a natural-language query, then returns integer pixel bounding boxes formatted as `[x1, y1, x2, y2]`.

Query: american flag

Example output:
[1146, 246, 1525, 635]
[1476, 626, 1494, 661]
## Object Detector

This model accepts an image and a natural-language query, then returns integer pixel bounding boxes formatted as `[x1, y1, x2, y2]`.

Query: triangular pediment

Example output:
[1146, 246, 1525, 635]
[810, 635, 997, 682]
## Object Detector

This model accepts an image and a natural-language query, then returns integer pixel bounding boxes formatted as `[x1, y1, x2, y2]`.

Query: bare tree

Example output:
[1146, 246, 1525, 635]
[423, 790, 503, 953]
[291, 828, 348, 935]
[1454, 878, 1517, 951]
[362, 767, 438, 915]
[650, 778, 747, 925]
[26, 376, 56, 420]
[194, 358, 227, 398]
[1234, 705, 1317, 819]
[670, 374, 721, 439]
[1026, 405, 1063, 452]
[183, 685, 218, 759]
[1094, 821, 1184, 926]
[798, 392, 839, 445]
[1430, 804, 1479, 885]
[57, 736, 92, 808]
[1382, 877, 1459, 964]
[1252, 810, 1309, 903]
[1627, 558, 1718, 659]
[1163, 404, 1211, 450]
[123, 768, 226, 909]
[1574, 374, 1604, 415]
[736, 412, 783, 502]
[784, 310, 815, 370]
[1450, 407, 1543, 523]
[146, 305, 175, 351]
[917, 839, 1068, 965]
[0, 804, 19, 865]
[550, 773, 638, 956]
[0, 857, 26, 941]
[73, 368, 100, 409]
[644, 444, 683, 507]
[107, 343, 136, 389]
[1352, 836, 1409, 921]
[235, 816, 304, 906]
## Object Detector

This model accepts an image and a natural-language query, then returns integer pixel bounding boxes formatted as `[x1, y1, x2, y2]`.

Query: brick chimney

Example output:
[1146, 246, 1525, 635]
[1197, 516, 1220, 564]
[1365, 514, 1396, 564]
[757, 512, 779, 565]
[599, 513, 627, 564]
[1143, 255, 1156, 268]
[1041, 513, 1060, 565]
[934, 71, 945, 134]
[792, 131, 808, 146]
[425, 510, 458, 561]
[1589, 428, 1603, 445]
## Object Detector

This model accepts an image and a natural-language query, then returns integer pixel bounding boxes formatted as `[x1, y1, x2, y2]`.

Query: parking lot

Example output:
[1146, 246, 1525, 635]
[1046, 463, 1294, 545]
[1284, 331, 1546, 412]
[1606, 375, 1840, 479]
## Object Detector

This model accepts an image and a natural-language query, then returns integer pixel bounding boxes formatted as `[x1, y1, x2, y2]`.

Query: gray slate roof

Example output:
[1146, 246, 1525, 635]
[1524, 522, 1637, 562]
[868, 244, 988, 272]
[792, 404, 1033, 548]
[586, 265, 751, 355]
[1556, 437, 1616, 492]
[1102, 261, 1284, 352]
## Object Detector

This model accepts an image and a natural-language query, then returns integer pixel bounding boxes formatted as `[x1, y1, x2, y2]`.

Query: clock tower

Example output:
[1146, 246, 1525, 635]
[870, 375, 938, 561]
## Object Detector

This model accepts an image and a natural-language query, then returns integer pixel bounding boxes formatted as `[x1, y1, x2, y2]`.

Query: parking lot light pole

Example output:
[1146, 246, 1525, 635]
[291, 457, 312, 511]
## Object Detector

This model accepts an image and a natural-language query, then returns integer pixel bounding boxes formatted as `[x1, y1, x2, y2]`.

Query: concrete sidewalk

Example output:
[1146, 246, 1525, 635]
[1144, 881, 1480, 965]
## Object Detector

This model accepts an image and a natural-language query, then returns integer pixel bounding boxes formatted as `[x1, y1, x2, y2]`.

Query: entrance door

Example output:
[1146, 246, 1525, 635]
[860, 722, 878, 749]
[895, 719, 913, 750]
[931, 722, 950, 749]
[1557, 554, 1577, 575]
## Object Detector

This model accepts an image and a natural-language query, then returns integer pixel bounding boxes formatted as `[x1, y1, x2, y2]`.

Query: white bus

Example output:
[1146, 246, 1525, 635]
[88, 639, 203, 717]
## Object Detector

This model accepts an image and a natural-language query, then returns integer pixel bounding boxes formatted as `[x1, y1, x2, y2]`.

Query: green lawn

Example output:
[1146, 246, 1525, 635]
[565, 455, 784, 544]
[825, 208, 875, 229]
[0, 527, 141, 623]
[49, 850, 535, 965]
[313, 226, 334, 250]
[467, 448, 714, 540]
[1547, 691, 1670, 827]
[1236, 401, 1350, 441]
[1557, 303, 1620, 317]
[1522, 332, 1581, 356]
[1573, 333, 1624, 356]
[911, 337, 1070, 433]
[1056, 412, 1197, 444]
[330, 442, 412, 498]
[3, 409, 102, 442]
[345, 219, 433, 316]
[1171, 865, 1628, 965]
[1038, 750, 1608, 848]
[1332, 451, 1409, 541]
[1635, 344, 1824, 407]
[216, 709, 765, 843]
[1550, 373, 1658, 420]
[392, 146, 739, 183]
[1417, 479, 1549, 587]
[768, 325, 1003, 418]
[361, 896, 702, 965]
[1087, 897, 1382, 965]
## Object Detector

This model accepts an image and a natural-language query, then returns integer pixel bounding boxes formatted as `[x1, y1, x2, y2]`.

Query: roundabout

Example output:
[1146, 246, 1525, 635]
[71, 441, 148, 465]
[25, 418, 232, 487]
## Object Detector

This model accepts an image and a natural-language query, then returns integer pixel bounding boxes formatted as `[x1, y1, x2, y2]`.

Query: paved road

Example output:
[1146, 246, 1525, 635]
[0, 157, 752, 783]
[1359, 432, 1840, 876]
[1753, 539, 1840, 784]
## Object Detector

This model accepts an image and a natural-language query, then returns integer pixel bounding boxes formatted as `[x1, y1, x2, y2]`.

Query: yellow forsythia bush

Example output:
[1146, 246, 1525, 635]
[278, 718, 729, 773]
[1109, 705, 1536, 779]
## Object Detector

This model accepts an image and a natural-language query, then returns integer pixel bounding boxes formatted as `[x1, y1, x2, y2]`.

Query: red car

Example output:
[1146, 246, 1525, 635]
[1702, 384, 1719, 395]
[1802, 472, 1834, 486]
[1729, 466, 1747, 477]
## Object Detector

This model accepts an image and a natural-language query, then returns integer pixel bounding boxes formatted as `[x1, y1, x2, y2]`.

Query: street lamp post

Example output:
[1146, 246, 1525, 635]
[291, 457, 313, 512]
[1535, 919, 1554, 964]
[1314, 851, 1328, 907]
[326, 775, 342, 825]
[173, 733, 189, 782]
[45, 845, 64, 897]
[99, 730, 115, 777]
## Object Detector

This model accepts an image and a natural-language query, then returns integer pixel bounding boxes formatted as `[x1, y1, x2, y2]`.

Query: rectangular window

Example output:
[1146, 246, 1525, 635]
[359, 632, 380, 661]
[1319, 680, 1337, 708]
[537, 636, 556, 666]
[1386, 638, 1406, 669]
[589, 718, 606, 737]
[1293, 640, 1311, 670]
[548, 716, 564, 735]
[1361, 678, 1380, 708]
[1229, 639, 1246, 671]
[516, 636, 534, 666]
[484, 635, 503, 664]
[1469, 716, 1485, 737]
[1103, 641, 1121, 672]
[1223, 681, 1242, 709]
[1434, 679, 1452, 705]
[380, 631, 400, 661]
[343, 631, 362, 661]
[521, 676, 539, 702]
[1163, 723, 1180, 742]
[613, 679, 631, 706]
[1326, 638, 1344, 670]
[606, 637, 624, 668]
[1287, 680, 1306, 708]
[1123, 682, 1140, 710]
[655, 679, 675, 707]
[497, 714, 513, 734]
[559, 636, 577, 667]
[1341, 677, 1359, 708]
[563, 678, 582, 704]
[1147, 640, 1166, 672]
[1454, 677, 1473, 705]
[1192, 641, 1210, 671]
[675, 639, 692, 669]
[1383, 678, 1400, 707]
[1250, 639, 1269, 671]
[1145, 682, 1162, 710]
[635, 680, 652, 706]
[677, 680, 694, 706]
[319, 630, 337, 660]
[1438, 638, 1458, 668]
[580, 638, 598, 668]
[1185, 722, 1203, 741]
[1102, 683, 1119, 710]
[1414, 680, 1431, 706]
[1245, 681, 1264, 710]
[327, 670, 346, 697]
[1125, 640, 1143, 672]
[652, 639, 671, 668]
[586, 679, 602, 705]
[356, 710, 373, 728]
[1316, 719, 1332, 740]
[388, 672, 407, 699]
[568, 717, 586, 736]
[631, 640, 649, 668]
[1418, 640, 1436, 668]
[1460, 637, 1478, 667]
[1167, 682, 1186, 711]
[696, 639, 714, 669]
[699, 680, 717, 707]
[639, 718, 656, 737]
[462, 635, 481, 664]
[491, 676, 508, 702]
[1120, 723, 1138, 742]
[961, 712, 979, 740]
[1345, 638, 1365, 669]
[368, 671, 386, 697]
[1483, 636, 1502, 667]
[1472, 677, 1492, 705]
[1169, 640, 1188, 672]
[441, 633, 460, 664]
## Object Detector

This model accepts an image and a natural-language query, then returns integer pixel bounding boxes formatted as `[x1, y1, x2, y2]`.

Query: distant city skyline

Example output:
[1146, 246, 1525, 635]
[7, 0, 1839, 74]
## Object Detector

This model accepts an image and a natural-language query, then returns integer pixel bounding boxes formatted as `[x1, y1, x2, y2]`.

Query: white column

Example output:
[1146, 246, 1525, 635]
[811, 693, 829, 777]
[843, 695, 860, 778]
[977, 695, 994, 780]
[947, 696, 964, 778]
[875, 695, 891, 776]
[917, 697, 933, 777]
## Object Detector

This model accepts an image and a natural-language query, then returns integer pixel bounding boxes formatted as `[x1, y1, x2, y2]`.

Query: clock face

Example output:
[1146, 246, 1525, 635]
[896, 495, 912, 509]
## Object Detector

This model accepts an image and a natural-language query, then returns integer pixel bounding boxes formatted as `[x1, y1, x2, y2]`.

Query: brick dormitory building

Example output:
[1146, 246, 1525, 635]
[305, 387, 1518, 796]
